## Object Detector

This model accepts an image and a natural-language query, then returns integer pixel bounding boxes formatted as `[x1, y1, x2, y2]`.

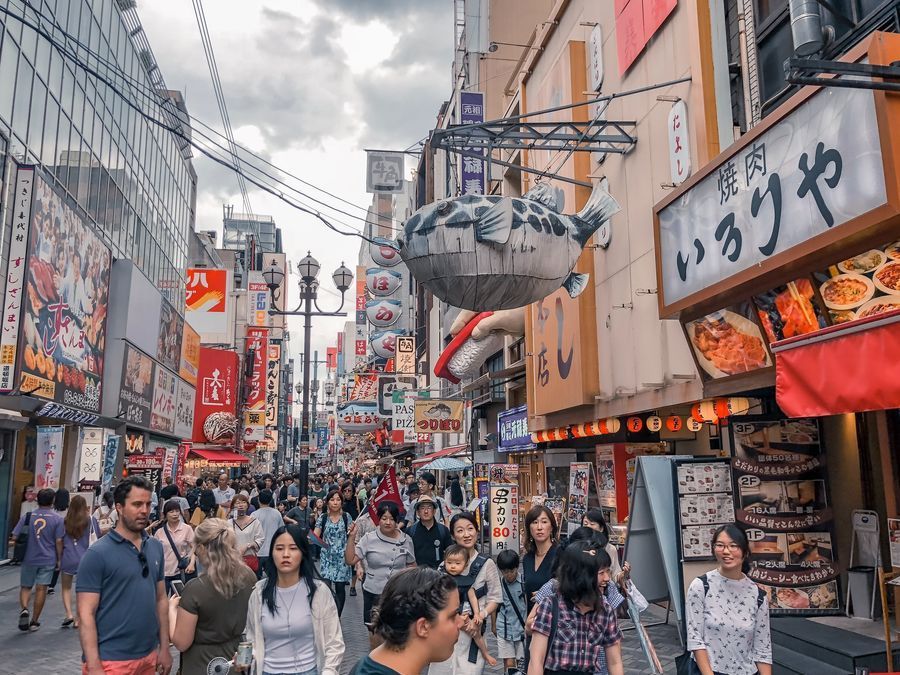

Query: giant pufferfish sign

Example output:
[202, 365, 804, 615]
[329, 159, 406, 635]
[395, 181, 619, 311]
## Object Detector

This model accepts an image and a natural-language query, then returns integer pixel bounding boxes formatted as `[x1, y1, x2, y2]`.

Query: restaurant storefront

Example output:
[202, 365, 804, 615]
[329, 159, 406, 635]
[653, 30, 900, 665]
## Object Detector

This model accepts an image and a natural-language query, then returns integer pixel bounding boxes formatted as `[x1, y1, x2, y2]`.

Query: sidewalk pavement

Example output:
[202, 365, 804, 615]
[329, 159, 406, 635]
[0, 565, 683, 674]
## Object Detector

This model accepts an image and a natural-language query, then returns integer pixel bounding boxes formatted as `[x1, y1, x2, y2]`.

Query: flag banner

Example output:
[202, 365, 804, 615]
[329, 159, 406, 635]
[366, 466, 406, 524]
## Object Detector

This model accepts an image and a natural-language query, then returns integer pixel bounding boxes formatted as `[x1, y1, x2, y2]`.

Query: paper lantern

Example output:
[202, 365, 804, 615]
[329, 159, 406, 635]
[365, 298, 402, 327]
[599, 417, 621, 435]
[626, 416, 643, 432]
[365, 268, 403, 297]
[698, 400, 719, 423]
[370, 237, 402, 267]
[395, 181, 620, 311]
[714, 397, 751, 418]
[690, 404, 704, 423]
[646, 415, 662, 432]
[665, 415, 683, 432]
[686, 418, 702, 432]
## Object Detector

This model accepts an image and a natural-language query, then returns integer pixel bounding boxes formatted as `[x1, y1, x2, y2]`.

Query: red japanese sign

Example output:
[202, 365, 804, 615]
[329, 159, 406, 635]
[191, 347, 238, 443]
[245, 327, 269, 412]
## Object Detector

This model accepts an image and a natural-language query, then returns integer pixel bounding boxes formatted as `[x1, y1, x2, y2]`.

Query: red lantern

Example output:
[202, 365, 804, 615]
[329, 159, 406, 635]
[690, 404, 704, 423]
[666, 415, 683, 432]
[626, 416, 643, 432]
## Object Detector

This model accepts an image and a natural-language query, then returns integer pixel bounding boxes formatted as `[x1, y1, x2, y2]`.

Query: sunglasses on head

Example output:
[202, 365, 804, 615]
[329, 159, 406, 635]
[137, 551, 149, 578]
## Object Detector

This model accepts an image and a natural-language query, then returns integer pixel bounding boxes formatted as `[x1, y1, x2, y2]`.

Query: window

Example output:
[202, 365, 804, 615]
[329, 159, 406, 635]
[0, 39, 20, 123]
[12, 58, 34, 142]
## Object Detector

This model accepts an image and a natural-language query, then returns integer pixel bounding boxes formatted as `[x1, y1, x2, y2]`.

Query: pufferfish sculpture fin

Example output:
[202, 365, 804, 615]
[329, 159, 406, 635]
[562, 272, 589, 298]
[475, 198, 514, 245]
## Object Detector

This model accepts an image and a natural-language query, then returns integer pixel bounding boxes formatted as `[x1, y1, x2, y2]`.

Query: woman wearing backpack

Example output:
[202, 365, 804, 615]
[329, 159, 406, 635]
[92, 491, 117, 537]
[314, 488, 354, 616]
[686, 524, 772, 675]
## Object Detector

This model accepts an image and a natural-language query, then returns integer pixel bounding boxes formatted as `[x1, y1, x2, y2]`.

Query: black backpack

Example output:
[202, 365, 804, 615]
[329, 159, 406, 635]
[317, 512, 351, 536]
[12, 513, 32, 563]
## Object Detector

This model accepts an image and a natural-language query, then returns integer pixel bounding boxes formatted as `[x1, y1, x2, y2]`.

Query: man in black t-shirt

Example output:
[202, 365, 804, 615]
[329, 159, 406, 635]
[407, 496, 452, 569]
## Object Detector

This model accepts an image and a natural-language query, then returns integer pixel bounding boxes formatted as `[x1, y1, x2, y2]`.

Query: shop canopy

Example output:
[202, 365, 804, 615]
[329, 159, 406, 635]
[412, 444, 469, 467]
[189, 448, 250, 464]
[773, 308, 900, 417]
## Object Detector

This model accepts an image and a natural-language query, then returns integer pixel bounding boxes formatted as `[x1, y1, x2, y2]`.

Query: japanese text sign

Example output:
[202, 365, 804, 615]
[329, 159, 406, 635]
[395, 336, 415, 374]
[459, 91, 485, 195]
[366, 151, 405, 194]
[36, 425, 64, 489]
[265, 344, 280, 427]
[497, 405, 535, 451]
[414, 399, 464, 434]
[657, 87, 887, 313]
[667, 99, 691, 185]
[185, 267, 230, 339]
[119, 343, 155, 429]
[150, 365, 177, 434]
[0, 166, 34, 391]
[192, 347, 238, 443]
[173, 378, 195, 439]
[245, 327, 269, 411]
[489, 483, 519, 556]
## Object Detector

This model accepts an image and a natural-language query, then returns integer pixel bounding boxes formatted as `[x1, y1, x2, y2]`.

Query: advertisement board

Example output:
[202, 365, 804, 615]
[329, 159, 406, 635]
[150, 366, 177, 434]
[391, 389, 416, 444]
[376, 374, 418, 416]
[459, 91, 485, 194]
[489, 483, 519, 556]
[567, 462, 593, 533]
[185, 267, 230, 338]
[497, 405, 534, 452]
[156, 298, 183, 372]
[247, 271, 270, 327]
[414, 399, 464, 434]
[395, 336, 415, 375]
[266, 344, 280, 427]
[77, 427, 105, 484]
[0, 166, 35, 391]
[36, 425, 65, 489]
[118, 343, 155, 429]
[173, 378, 195, 439]
[192, 347, 238, 443]
[179, 322, 200, 387]
[18, 174, 111, 413]
[366, 151, 405, 193]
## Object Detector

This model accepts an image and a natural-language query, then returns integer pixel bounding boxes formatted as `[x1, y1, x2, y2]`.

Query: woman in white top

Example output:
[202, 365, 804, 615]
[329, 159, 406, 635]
[427, 511, 502, 675]
[238, 524, 345, 675]
[231, 493, 265, 575]
[686, 524, 772, 675]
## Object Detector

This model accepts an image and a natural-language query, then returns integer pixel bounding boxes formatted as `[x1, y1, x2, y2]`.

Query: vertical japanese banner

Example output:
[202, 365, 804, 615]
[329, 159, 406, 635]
[265, 344, 281, 427]
[567, 461, 592, 534]
[490, 483, 519, 557]
[77, 427, 105, 484]
[244, 327, 268, 441]
[36, 425, 65, 489]
[161, 442, 178, 482]
[459, 91, 485, 194]
[101, 435, 121, 492]
[474, 478, 489, 527]
[355, 266, 367, 367]
[0, 166, 34, 391]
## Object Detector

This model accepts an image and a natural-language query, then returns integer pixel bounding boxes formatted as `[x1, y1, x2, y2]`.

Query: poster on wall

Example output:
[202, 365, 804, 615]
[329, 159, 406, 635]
[595, 446, 616, 508]
[18, 175, 111, 413]
[566, 462, 592, 533]
[36, 425, 65, 489]
[119, 344, 155, 429]
[77, 427, 105, 484]
[150, 366, 176, 434]
[156, 298, 184, 372]
[173, 379, 195, 439]
[731, 417, 840, 614]
[179, 323, 201, 387]
[489, 483, 519, 557]
[889, 518, 900, 568]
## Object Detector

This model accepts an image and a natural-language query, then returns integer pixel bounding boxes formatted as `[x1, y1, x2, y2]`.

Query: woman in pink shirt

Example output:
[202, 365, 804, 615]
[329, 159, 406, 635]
[155, 500, 196, 593]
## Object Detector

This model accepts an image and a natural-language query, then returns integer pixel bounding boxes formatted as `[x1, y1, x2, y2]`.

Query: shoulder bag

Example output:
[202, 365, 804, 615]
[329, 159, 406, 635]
[12, 513, 32, 563]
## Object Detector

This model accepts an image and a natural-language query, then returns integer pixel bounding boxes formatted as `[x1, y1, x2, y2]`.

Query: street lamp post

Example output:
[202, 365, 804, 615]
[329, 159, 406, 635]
[264, 253, 352, 494]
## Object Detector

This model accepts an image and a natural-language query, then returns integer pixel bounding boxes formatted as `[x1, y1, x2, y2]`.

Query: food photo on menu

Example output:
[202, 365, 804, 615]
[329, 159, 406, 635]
[686, 303, 772, 379]
[767, 581, 839, 611]
[814, 239, 900, 324]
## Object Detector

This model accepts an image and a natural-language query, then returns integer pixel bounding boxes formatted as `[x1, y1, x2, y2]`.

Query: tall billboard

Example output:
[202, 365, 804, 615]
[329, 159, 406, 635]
[185, 267, 231, 341]
[192, 347, 238, 444]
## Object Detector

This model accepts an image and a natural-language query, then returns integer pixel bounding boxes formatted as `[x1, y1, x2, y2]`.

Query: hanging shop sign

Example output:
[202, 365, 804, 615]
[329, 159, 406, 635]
[125, 430, 146, 455]
[370, 237, 402, 267]
[488, 464, 520, 483]
[489, 483, 519, 557]
[365, 298, 402, 328]
[179, 322, 201, 387]
[391, 389, 416, 444]
[655, 82, 891, 317]
[567, 462, 593, 534]
[366, 268, 403, 297]
[192, 347, 238, 443]
[587, 24, 604, 91]
[36, 425, 64, 489]
[247, 271, 271, 328]
[150, 366, 176, 434]
[18, 174, 111, 413]
[369, 329, 403, 359]
[376, 374, 419, 416]
[497, 405, 534, 452]
[349, 373, 378, 401]
[395, 336, 415, 375]
[337, 400, 383, 434]
[101, 435, 120, 490]
[414, 399, 465, 434]
[366, 151, 404, 194]
[730, 418, 840, 614]
[245, 327, 268, 441]
[667, 99, 691, 186]
[173, 378, 195, 440]
[0, 166, 35, 392]
[77, 427, 105, 484]
[459, 91, 486, 195]
[156, 298, 184, 372]
[119, 343, 155, 428]
[185, 267, 230, 339]
[265, 344, 280, 427]
[34, 401, 100, 425]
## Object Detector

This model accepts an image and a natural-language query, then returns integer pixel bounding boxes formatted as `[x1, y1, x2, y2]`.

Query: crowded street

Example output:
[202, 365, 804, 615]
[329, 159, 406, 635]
[2, 1, 900, 674]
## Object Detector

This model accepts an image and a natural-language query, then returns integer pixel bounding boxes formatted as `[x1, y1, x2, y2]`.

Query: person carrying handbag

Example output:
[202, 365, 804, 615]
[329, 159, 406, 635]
[230, 493, 264, 575]
[154, 500, 196, 593]
[681, 524, 772, 675]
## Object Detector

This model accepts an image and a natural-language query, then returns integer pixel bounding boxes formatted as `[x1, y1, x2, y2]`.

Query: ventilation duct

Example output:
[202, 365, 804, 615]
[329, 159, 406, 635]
[789, 0, 825, 56]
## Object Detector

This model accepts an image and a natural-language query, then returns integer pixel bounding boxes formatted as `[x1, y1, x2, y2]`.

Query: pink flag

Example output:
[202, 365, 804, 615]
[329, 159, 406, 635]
[367, 466, 406, 525]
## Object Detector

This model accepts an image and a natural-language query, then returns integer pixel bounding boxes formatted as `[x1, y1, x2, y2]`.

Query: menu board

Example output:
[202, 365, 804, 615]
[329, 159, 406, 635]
[731, 417, 840, 615]
[676, 460, 734, 560]
[814, 239, 900, 324]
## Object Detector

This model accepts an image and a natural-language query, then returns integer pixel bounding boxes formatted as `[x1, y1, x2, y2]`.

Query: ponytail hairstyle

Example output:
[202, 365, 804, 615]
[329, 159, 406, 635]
[193, 518, 257, 599]
[712, 523, 752, 574]
[370, 567, 458, 648]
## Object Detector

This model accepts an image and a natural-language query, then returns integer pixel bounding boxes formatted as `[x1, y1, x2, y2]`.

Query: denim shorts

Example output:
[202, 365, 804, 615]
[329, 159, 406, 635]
[20, 564, 55, 588]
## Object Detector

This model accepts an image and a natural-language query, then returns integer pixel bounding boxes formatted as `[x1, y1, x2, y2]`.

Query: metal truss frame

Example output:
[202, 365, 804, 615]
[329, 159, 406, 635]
[785, 57, 900, 92]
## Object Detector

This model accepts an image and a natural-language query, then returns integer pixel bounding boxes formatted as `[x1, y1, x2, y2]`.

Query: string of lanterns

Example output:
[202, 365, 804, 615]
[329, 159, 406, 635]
[529, 397, 751, 443]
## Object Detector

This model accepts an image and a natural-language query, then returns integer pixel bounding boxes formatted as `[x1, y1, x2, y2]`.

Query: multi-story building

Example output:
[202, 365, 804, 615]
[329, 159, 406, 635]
[222, 206, 280, 254]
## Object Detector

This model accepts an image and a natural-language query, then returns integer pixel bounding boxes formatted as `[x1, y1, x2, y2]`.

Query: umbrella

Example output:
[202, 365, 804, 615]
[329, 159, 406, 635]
[626, 595, 663, 674]
[420, 457, 470, 471]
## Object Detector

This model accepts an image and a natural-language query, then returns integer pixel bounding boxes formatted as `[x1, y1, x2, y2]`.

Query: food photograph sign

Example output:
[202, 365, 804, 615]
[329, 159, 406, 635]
[730, 418, 840, 614]
[17, 174, 111, 413]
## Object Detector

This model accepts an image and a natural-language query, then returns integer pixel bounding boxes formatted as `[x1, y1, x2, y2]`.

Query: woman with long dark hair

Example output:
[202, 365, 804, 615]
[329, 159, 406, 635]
[169, 518, 257, 673]
[238, 524, 345, 675]
[60, 495, 98, 627]
[582, 507, 625, 581]
[447, 475, 465, 515]
[527, 541, 624, 675]
[686, 524, 772, 675]
[314, 489, 354, 616]
[350, 568, 464, 675]
[522, 505, 558, 612]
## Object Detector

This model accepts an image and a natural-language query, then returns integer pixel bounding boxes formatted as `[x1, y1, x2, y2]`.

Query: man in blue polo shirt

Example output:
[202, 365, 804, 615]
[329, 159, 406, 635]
[77, 476, 171, 675]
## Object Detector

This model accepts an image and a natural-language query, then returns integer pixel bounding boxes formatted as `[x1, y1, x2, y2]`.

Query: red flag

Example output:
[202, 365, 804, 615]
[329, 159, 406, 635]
[367, 466, 405, 525]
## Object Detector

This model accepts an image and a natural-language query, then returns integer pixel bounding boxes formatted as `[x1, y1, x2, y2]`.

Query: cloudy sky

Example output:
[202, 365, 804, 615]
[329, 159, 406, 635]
[138, 0, 453, 379]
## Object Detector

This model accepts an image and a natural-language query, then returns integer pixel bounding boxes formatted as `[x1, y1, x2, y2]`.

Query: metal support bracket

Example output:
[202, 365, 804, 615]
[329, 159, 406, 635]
[785, 57, 900, 92]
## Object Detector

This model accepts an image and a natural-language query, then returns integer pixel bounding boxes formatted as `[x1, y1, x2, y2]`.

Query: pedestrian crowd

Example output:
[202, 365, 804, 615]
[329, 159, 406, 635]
[7, 468, 772, 675]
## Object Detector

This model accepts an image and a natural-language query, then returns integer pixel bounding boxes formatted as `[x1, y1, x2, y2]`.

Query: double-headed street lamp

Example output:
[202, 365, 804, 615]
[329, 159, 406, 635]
[264, 252, 352, 492]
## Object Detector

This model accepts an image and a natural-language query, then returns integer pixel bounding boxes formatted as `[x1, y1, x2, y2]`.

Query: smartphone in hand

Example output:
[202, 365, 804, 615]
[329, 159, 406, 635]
[170, 579, 185, 596]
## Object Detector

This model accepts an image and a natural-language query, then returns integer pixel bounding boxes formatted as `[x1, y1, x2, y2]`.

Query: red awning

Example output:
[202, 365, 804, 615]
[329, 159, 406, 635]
[412, 444, 468, 467]
[773, 308, 900, 417]
[189, 449, 250, 464]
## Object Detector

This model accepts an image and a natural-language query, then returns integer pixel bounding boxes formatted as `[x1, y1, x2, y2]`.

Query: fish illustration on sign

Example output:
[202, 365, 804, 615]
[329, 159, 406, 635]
[395, 180, 620, 311]
[424, 403, 453, 419]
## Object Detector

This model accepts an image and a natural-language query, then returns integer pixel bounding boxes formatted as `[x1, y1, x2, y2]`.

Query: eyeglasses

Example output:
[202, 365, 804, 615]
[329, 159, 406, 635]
[714, 542, 742, 552]
[137, 551, 149, 578]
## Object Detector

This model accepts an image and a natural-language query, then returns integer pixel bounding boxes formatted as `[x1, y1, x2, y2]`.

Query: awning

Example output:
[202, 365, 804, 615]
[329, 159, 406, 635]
[412, 444, 469, 467]
[773, 308, 900, 417]
[189, 449, 250, 464]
